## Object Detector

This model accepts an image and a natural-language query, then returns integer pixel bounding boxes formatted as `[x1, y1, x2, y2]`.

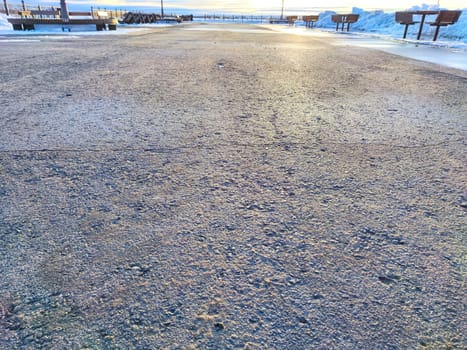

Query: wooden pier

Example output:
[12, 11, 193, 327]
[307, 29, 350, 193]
[5, 0, 119, 31]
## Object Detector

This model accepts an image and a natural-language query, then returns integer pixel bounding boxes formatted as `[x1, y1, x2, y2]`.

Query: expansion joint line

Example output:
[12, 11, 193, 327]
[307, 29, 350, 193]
[0, 138, 464, 154]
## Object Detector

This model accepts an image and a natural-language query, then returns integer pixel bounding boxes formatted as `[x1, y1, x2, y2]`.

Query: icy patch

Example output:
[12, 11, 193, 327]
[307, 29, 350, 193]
[267, 25, 467, 71]
[334, 37, 467, 71]
[183, 25, 272, 34]
[0, 37, 40, 42]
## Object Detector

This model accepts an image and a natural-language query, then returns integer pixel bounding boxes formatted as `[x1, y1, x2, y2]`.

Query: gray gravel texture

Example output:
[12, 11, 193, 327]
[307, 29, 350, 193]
[0, 24, 466, 349]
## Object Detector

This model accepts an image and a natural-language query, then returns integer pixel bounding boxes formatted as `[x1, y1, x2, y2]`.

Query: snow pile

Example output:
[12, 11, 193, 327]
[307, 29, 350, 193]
[0, 12, 10, 31]
[313, 5, 466, 43]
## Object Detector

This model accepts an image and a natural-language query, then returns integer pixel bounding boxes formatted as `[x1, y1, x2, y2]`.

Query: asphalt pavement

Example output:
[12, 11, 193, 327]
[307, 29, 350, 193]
[0, 23, 466, 349]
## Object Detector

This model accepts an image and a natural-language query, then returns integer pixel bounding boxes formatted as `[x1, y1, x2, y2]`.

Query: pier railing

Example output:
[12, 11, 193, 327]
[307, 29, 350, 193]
[193, 15, 274, 23]
[1, 2, 297, 24]
[1, 3, 126, 19]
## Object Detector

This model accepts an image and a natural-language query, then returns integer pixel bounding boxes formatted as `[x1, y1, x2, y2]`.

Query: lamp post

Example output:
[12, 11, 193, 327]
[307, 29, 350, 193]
[280, 0, 284, 19]
[160, 0, 164, 18]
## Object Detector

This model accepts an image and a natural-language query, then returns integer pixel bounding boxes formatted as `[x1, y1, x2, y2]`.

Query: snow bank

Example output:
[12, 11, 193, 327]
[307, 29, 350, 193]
[0, 12, 10, 31]
[313, 6, 466, 43]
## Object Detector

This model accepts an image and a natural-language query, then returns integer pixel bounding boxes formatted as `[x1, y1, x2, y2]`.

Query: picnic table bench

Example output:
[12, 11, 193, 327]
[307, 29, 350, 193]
[395, 11, 418, 39]
[331, 14, 359, 32]
[428, 10, 462, 41]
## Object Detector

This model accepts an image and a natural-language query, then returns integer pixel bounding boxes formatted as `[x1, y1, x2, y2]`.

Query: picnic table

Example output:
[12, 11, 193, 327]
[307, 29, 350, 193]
[331, 14, 359, 32]
[303, 15, 319, 28]
[395, 10, 462, 41]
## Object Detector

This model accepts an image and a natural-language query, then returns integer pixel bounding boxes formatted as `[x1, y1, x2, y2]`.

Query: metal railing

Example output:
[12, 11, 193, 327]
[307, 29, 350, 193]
[1, 3, 127, 19]
[1, 2, 311, 23]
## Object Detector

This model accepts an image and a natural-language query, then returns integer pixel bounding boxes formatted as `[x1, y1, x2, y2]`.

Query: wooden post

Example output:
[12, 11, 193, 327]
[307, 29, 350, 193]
[432, 25, 441, 41]
[3, 0, 9, 16]
[403, 24, 409, 39]
[60, 0, 69, 19]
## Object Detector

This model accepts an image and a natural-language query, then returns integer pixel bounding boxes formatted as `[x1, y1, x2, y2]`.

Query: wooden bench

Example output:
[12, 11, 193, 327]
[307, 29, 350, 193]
[286, 15, 298, 25]
[428, 10, 462, 41]
[303, 15, 319, 28]
[395, 12, 418, 39]
[331, 14, 359, 32]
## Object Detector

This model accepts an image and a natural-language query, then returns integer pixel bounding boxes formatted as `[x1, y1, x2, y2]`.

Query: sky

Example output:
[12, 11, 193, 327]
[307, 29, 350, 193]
[57, 0, 467, 13]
